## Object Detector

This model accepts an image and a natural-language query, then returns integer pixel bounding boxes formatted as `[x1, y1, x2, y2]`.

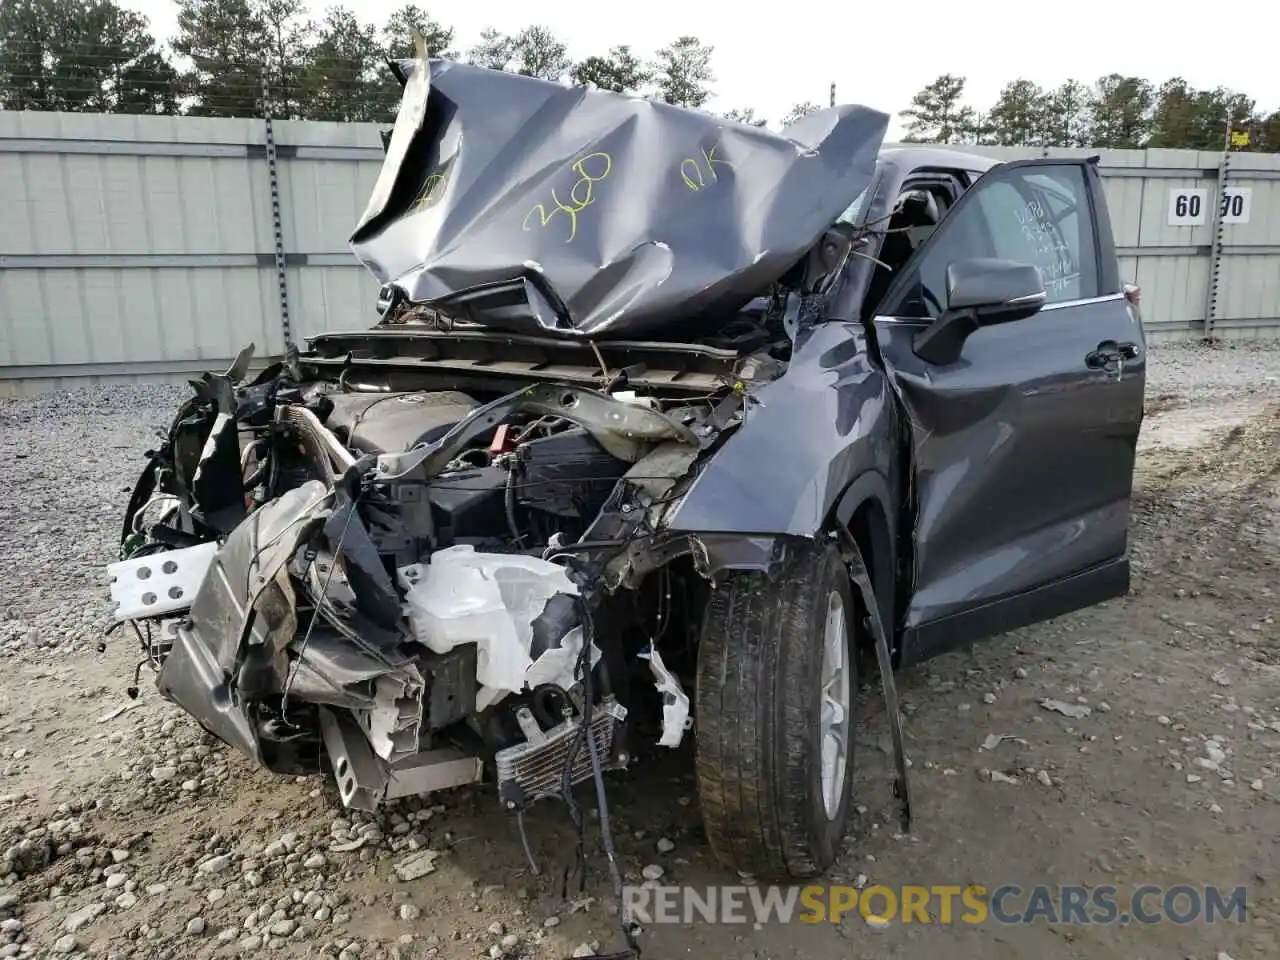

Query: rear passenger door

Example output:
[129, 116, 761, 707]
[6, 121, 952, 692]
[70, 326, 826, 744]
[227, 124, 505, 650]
[871, 159, 1146, 664]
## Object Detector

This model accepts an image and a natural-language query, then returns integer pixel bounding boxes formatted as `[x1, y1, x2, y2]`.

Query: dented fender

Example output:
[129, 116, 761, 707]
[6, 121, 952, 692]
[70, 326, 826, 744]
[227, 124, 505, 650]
[664, 322, 899, 539]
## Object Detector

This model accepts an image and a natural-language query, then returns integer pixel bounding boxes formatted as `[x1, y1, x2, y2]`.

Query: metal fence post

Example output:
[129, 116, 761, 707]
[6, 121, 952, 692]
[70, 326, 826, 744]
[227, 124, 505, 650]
[1201, 117, 1233, 341]
[262, 114, 293, 350]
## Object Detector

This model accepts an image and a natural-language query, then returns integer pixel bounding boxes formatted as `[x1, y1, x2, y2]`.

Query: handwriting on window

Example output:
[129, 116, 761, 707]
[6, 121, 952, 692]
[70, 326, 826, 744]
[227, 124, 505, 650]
[521, 152, 613, 244]
[1015, 197, 1079, 296]
[679, 141, 733, 193]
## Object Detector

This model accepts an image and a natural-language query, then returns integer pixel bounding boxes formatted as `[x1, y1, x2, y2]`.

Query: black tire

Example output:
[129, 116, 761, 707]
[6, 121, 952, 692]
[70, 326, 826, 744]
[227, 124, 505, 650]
[694, 540, 857, 880]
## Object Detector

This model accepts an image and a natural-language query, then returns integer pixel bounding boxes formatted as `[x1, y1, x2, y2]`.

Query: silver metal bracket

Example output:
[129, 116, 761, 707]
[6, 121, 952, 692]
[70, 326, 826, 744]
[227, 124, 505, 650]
[107, 541, 218, 620]
[319, 707, 483, 812]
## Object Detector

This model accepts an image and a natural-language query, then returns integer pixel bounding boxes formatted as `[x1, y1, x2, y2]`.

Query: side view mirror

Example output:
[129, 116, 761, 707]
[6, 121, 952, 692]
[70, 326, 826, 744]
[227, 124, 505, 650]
[913, 258, 1046, 365]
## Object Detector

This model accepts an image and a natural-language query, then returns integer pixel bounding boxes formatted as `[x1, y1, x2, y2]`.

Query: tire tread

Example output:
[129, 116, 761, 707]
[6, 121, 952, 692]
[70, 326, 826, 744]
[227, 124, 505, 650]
[694, 543, 848, 880]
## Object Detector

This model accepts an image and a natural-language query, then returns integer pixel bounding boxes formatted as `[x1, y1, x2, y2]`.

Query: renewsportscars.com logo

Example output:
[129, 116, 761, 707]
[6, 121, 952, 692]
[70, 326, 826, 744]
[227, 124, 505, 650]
[622, 884, 1248, 927]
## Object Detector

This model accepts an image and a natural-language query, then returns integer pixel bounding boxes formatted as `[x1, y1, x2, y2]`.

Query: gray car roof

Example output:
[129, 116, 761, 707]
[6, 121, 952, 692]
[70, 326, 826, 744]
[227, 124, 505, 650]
[877, 146, 1002, 172]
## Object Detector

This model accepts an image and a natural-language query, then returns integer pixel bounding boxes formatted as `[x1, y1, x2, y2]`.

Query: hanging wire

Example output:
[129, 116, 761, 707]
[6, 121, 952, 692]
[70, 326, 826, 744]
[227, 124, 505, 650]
[279, 491, 362, 716]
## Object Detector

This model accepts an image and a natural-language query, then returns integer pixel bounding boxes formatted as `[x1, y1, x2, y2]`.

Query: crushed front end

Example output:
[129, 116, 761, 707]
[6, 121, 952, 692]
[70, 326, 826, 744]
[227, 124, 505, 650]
[105, 340, 774, 813]
[103, 44, 888, 828]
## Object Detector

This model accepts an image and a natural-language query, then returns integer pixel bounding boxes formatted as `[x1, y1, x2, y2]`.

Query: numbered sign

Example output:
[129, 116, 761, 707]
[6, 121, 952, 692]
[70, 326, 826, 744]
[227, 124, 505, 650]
[1167, 186, 1253, 226]
[1167, 188, 1207, 226]
[1220, 187, 1252, 224]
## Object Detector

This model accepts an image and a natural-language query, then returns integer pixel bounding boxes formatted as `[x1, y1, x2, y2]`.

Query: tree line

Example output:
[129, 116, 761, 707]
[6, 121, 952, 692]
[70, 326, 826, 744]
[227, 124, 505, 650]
[1, 0, 1277, 152]
[902, 74, 1280, 153]
[0, 0, 772, 122]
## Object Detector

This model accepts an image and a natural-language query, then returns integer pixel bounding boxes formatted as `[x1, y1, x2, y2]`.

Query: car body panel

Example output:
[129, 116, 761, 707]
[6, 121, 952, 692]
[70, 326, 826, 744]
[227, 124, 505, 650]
[867, 158, 1145, 663]
[664, 321, 897, 539]
[349, 55, 889, 340]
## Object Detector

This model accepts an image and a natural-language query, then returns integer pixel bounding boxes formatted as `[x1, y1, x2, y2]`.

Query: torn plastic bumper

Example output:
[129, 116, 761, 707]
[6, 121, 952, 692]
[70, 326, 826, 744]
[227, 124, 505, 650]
[140, 475, 621, 806]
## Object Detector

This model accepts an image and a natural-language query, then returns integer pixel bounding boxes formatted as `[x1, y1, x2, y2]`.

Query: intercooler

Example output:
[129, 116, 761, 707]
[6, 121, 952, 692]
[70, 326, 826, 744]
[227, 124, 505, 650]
[495, 697, 628, 807]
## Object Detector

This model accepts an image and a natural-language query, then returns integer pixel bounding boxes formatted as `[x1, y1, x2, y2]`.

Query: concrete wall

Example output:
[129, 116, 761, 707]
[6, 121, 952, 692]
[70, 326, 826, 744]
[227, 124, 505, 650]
[2, 112, 1279, 393]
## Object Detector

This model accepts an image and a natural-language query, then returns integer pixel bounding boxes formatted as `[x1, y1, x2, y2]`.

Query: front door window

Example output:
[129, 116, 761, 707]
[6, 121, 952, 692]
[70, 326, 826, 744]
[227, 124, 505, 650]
[887, 164, 1099, 319]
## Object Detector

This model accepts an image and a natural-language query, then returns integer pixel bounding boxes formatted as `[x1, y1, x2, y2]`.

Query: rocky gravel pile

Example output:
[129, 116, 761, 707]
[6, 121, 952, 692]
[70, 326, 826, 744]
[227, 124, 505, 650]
[0, 384, 186, 663]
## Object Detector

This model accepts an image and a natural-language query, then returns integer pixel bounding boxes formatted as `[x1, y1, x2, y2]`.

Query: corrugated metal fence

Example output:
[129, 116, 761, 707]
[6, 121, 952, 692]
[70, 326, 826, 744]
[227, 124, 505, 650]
[2, 111, 1279, 393]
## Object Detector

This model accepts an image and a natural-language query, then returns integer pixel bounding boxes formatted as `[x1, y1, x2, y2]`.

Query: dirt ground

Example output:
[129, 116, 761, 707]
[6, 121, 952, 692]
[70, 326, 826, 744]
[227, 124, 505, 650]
[0, 344, 1278, 960]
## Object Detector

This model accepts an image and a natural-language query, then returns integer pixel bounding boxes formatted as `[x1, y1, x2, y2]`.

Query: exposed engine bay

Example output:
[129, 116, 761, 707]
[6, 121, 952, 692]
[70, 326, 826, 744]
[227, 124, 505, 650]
[106, 322, 789, 818]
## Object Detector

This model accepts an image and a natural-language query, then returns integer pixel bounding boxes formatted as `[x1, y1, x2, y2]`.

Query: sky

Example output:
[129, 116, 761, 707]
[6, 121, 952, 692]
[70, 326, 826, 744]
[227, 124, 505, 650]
[126, 0, 1276, 139]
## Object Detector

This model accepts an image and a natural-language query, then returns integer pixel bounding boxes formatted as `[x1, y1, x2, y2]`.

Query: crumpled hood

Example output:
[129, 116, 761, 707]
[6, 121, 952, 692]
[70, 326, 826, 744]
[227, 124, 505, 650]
[349, 52, 888, 339]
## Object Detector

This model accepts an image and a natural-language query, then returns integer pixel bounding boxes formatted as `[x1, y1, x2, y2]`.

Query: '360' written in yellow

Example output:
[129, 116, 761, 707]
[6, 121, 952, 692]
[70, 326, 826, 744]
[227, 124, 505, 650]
[522, 152, 613, 244]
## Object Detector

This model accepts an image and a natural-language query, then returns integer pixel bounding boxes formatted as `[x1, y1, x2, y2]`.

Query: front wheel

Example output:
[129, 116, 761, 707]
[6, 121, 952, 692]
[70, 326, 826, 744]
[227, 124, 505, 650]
[694, 540, 857, 880]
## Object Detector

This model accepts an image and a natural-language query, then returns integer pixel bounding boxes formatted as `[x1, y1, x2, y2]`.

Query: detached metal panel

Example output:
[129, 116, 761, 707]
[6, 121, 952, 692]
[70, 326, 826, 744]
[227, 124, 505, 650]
[272, 120, 384, 342]
[1215, 254, 1280, 337]
[287, 265, 380, 343]
[1207, 152, 1280, 339]
[0, 265, 283, 367]
[3, 152, 271, 255]
[1098, 175, 1145, 249]
[1136, 255, 1211, 340]
[277, 158, 374, 255]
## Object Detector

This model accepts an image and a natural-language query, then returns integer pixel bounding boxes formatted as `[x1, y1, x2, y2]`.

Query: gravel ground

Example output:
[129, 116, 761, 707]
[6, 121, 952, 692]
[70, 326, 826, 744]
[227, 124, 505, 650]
[1144, 338, 1280, 401]
[0, 340, 1277, 960]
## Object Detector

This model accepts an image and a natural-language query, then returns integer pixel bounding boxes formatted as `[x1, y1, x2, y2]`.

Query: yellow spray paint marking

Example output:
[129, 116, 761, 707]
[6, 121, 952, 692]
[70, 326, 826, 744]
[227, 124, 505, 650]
[679, 141, 733, 192]
[522, 152, 613, 244]
[411, 171, 449, 212]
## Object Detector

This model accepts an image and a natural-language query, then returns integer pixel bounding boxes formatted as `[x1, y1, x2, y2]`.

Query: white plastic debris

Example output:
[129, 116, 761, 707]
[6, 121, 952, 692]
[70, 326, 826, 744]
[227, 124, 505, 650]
[612, 390, 660, 410]
[363, 673, 425, 762]
[523, 626, 596, 690]
[397, 546, 584, 710]
[639, 646, 691, 748]
[95, 703, 141, 724]
[979, 733, 1027, 751]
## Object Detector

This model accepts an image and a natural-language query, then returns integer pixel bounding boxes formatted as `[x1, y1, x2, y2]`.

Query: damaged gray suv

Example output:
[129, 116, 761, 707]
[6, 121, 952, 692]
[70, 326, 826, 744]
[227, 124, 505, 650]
[106, 46, 1146, 885]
